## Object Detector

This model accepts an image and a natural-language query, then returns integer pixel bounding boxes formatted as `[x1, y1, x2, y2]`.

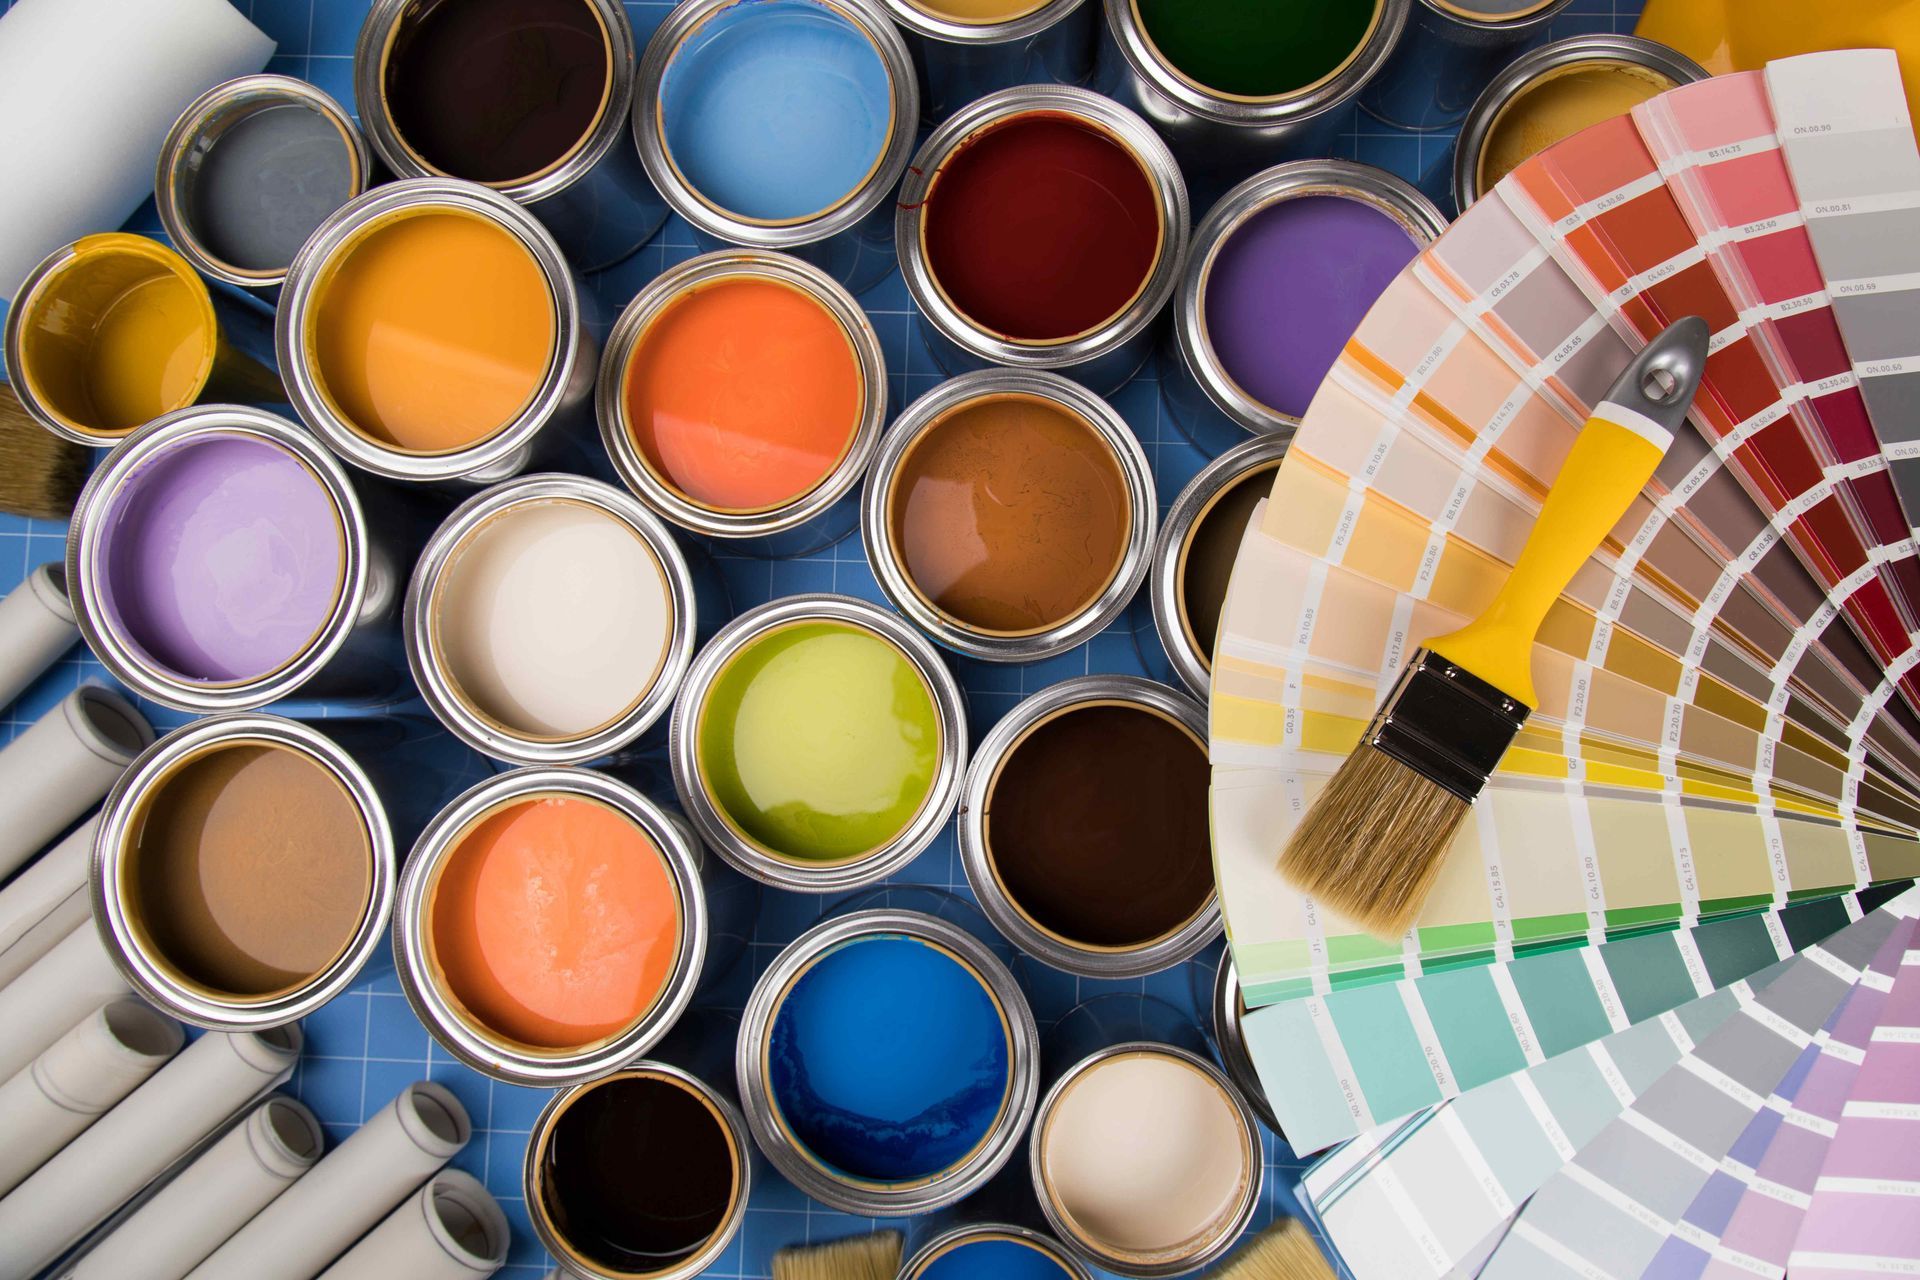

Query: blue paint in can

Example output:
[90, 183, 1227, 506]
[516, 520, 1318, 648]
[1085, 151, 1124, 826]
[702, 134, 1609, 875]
[918, 1237, 1079, 1280]
[659, 0, 893, 224]
[767, 933, 1010, 1183]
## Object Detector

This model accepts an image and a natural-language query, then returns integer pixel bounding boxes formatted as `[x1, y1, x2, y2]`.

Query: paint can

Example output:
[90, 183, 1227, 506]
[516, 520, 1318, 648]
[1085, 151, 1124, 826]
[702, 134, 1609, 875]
[957, 675, 1218, 978]
[156, 75, 373, 290]
[3, 234, 281, 446]
[1139, 435, 1288, 697]
[406, 474, 697, 765]
[1029, 1042, 1263, 1277]
[1164, 160, 1446, 454]
[597, 251, 887, 558]
[1358, 0, 1571, 131]
[636, 0, 918, 295]
[394, 766, 706, 1086]
[1443, 33, 1708, 213]
[1096, 0, 1410, 192]
[670, 594, 968, 893]
[901, 1223, 1093, 1280]
[91, 714, 400, 1031]
[897, 84, 1187, 393]
[356, 0, 665, 271]
[525, 1060, 751, 1280]
[65, 405, 417, 712]
[863, 369, 1155, 662]
[882, 0, 1098, 122]
[737, 907, 1041, 1215]
[1204, 954, 1282, 1136]
[277, 178, 595, 486]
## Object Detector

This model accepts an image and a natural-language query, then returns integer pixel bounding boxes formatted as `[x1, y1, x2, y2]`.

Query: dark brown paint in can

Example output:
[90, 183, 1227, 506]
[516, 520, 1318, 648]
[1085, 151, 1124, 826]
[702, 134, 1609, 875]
[1177, 462, 1279, 673]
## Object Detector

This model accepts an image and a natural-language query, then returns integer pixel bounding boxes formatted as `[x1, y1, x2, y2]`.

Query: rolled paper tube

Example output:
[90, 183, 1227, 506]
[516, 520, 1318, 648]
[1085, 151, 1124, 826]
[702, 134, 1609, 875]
[0, 0, 272, 300]
[0, 686, 152, 879]
[0, 919, 134, 1083]
[189, 1080, 471, 1280]
[0, 815, 98, 988]
[71, 1095, 324, 1280]
[317, 1169, 508, 1280]
[0, 998, 182, 1196]
[0, 1024, 301, 1280]
[0, 565, 78, 712]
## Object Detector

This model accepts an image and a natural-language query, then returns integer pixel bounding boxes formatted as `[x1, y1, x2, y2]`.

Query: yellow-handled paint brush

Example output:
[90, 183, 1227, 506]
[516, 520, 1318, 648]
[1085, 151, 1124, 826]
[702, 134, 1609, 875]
[1278, 315, 1710, 940]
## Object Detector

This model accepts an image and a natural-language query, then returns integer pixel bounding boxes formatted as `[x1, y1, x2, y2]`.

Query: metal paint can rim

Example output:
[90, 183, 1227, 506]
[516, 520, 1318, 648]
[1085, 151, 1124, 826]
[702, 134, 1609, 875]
[901, 1222, 1094, 1280]
[669, 593, 969, 893]
[65, 405, 373, 713]
[633, 0, 920, 248]
[1212, 955, 1283, 1136]
[736, 907, 1042, 1216]
[883, 0, 1089, 44]
[155, 74, 373, 289]
[91, 712, 398, 1031]
[275, 177, 585, 484]
[1172, 159, 1447, 437]
[1029, 1041, 1264, 1277]
[895, 84, 1189, 373]
[404, 473, 698, 765]
[523, 1061, 754, 1280]
[861, 368, 1156, 663]
[596, 250, 888, 540]
[957, 674, 1221, 978]
[1147, 433, 1290, 698]
[393, 766, 709, 1087]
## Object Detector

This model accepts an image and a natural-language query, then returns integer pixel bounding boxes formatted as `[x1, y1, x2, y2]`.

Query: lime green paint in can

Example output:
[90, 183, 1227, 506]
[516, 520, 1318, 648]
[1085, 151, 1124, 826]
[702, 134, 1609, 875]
[697, 620, 941, 862]
[1133, 0, 1378, 99]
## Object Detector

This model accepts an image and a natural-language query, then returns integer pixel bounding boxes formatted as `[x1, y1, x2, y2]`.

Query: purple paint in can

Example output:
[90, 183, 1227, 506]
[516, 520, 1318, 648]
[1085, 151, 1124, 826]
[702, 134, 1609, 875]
[96, 434, 344, 683]
[1202, 194, 1420, 421]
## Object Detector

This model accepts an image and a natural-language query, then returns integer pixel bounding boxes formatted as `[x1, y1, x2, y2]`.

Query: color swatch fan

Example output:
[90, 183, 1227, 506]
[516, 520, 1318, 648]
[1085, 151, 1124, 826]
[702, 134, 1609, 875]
[1207, 47, 1920, 1278]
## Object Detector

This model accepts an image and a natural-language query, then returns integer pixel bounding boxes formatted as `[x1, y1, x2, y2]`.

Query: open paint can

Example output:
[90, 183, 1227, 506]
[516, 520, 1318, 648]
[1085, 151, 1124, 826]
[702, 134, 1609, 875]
[1209, 955, 1282, 1136]
[863, 369, 1154, 662]
[737, 907, 1040, 1215]
[1165, 160, 1446, 453]
[3, 234, 281, 446]
[1096, 0, 1409, 188]
[156, 75, 373, 290]
[671, 594, 968, 892]
[278, 179, 592, 485]
[66, 405, 411, 712]
[92, 714, 398, 1031]
[526, 1062, 750, 1279]
[1030, 1043, 1263, 1276]
[598, 251, 888, 557]
[959, 675, 1218, 978]
[882, 0, 1097, 122]
[898, 84, 1186, 393]
[1359, 0, 1571, 131]
[902, 1223, 1092, 1280]
[356, 0, 665, 270]
[406, 474, 697, 765]
[1140, 435, 1288, 697]
[636, 0, 918, 294]
[1446, 33, 1707, 211]
[394, 767, 706, 1086]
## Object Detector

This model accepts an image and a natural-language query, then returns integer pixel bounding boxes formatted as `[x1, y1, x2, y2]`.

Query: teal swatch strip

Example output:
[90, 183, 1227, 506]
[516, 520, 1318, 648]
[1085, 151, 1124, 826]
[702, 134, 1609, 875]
[1251, 890, 1874, 1153]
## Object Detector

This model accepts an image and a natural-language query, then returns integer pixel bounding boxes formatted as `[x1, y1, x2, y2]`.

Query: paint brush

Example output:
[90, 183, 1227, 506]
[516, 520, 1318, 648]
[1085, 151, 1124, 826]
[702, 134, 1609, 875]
[771, 1230, 902, 1280]
[1278, 315, 1709, 940]
[1213, 1219, 1338, 1280]
[0, 382, 88, 520]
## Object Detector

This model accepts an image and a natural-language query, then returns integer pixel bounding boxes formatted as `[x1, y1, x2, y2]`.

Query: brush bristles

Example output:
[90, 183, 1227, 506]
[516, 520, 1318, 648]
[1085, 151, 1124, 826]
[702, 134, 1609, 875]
[1278, 743, 1468, 940]
[1215, 1219, 1339, 1280]
[771, 1230, 902, 1280]
[0, 384, 88, 521]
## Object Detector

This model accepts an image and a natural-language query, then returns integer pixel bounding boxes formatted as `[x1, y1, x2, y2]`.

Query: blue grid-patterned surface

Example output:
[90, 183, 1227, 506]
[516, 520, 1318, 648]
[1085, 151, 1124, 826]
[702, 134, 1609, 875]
[0, 1, 1641, 1274]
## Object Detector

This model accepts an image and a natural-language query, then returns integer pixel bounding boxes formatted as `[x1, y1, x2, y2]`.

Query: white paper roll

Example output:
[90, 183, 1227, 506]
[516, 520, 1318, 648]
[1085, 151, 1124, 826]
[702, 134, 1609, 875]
[0, 815, 97, 989]
[0, 565, 78, 713]
[189, 1081, 471, 1280]
[0, 686, 152, 880]
[0, 918, 135, 1083]
[70, 1095, 324, 1280]
[0, 998, 182, 1196]
[317, 1169, 509, 1280]
[0, 1024, 301, 1280]
[0, 0, 272, 301]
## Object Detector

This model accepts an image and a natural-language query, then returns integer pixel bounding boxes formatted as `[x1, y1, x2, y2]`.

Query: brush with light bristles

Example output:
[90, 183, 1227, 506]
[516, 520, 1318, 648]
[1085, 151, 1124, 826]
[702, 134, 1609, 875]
[1213, 1218, 1339, 1280]
[771, 1230, 902, 1280]
[1278, 316, 1710, 940]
